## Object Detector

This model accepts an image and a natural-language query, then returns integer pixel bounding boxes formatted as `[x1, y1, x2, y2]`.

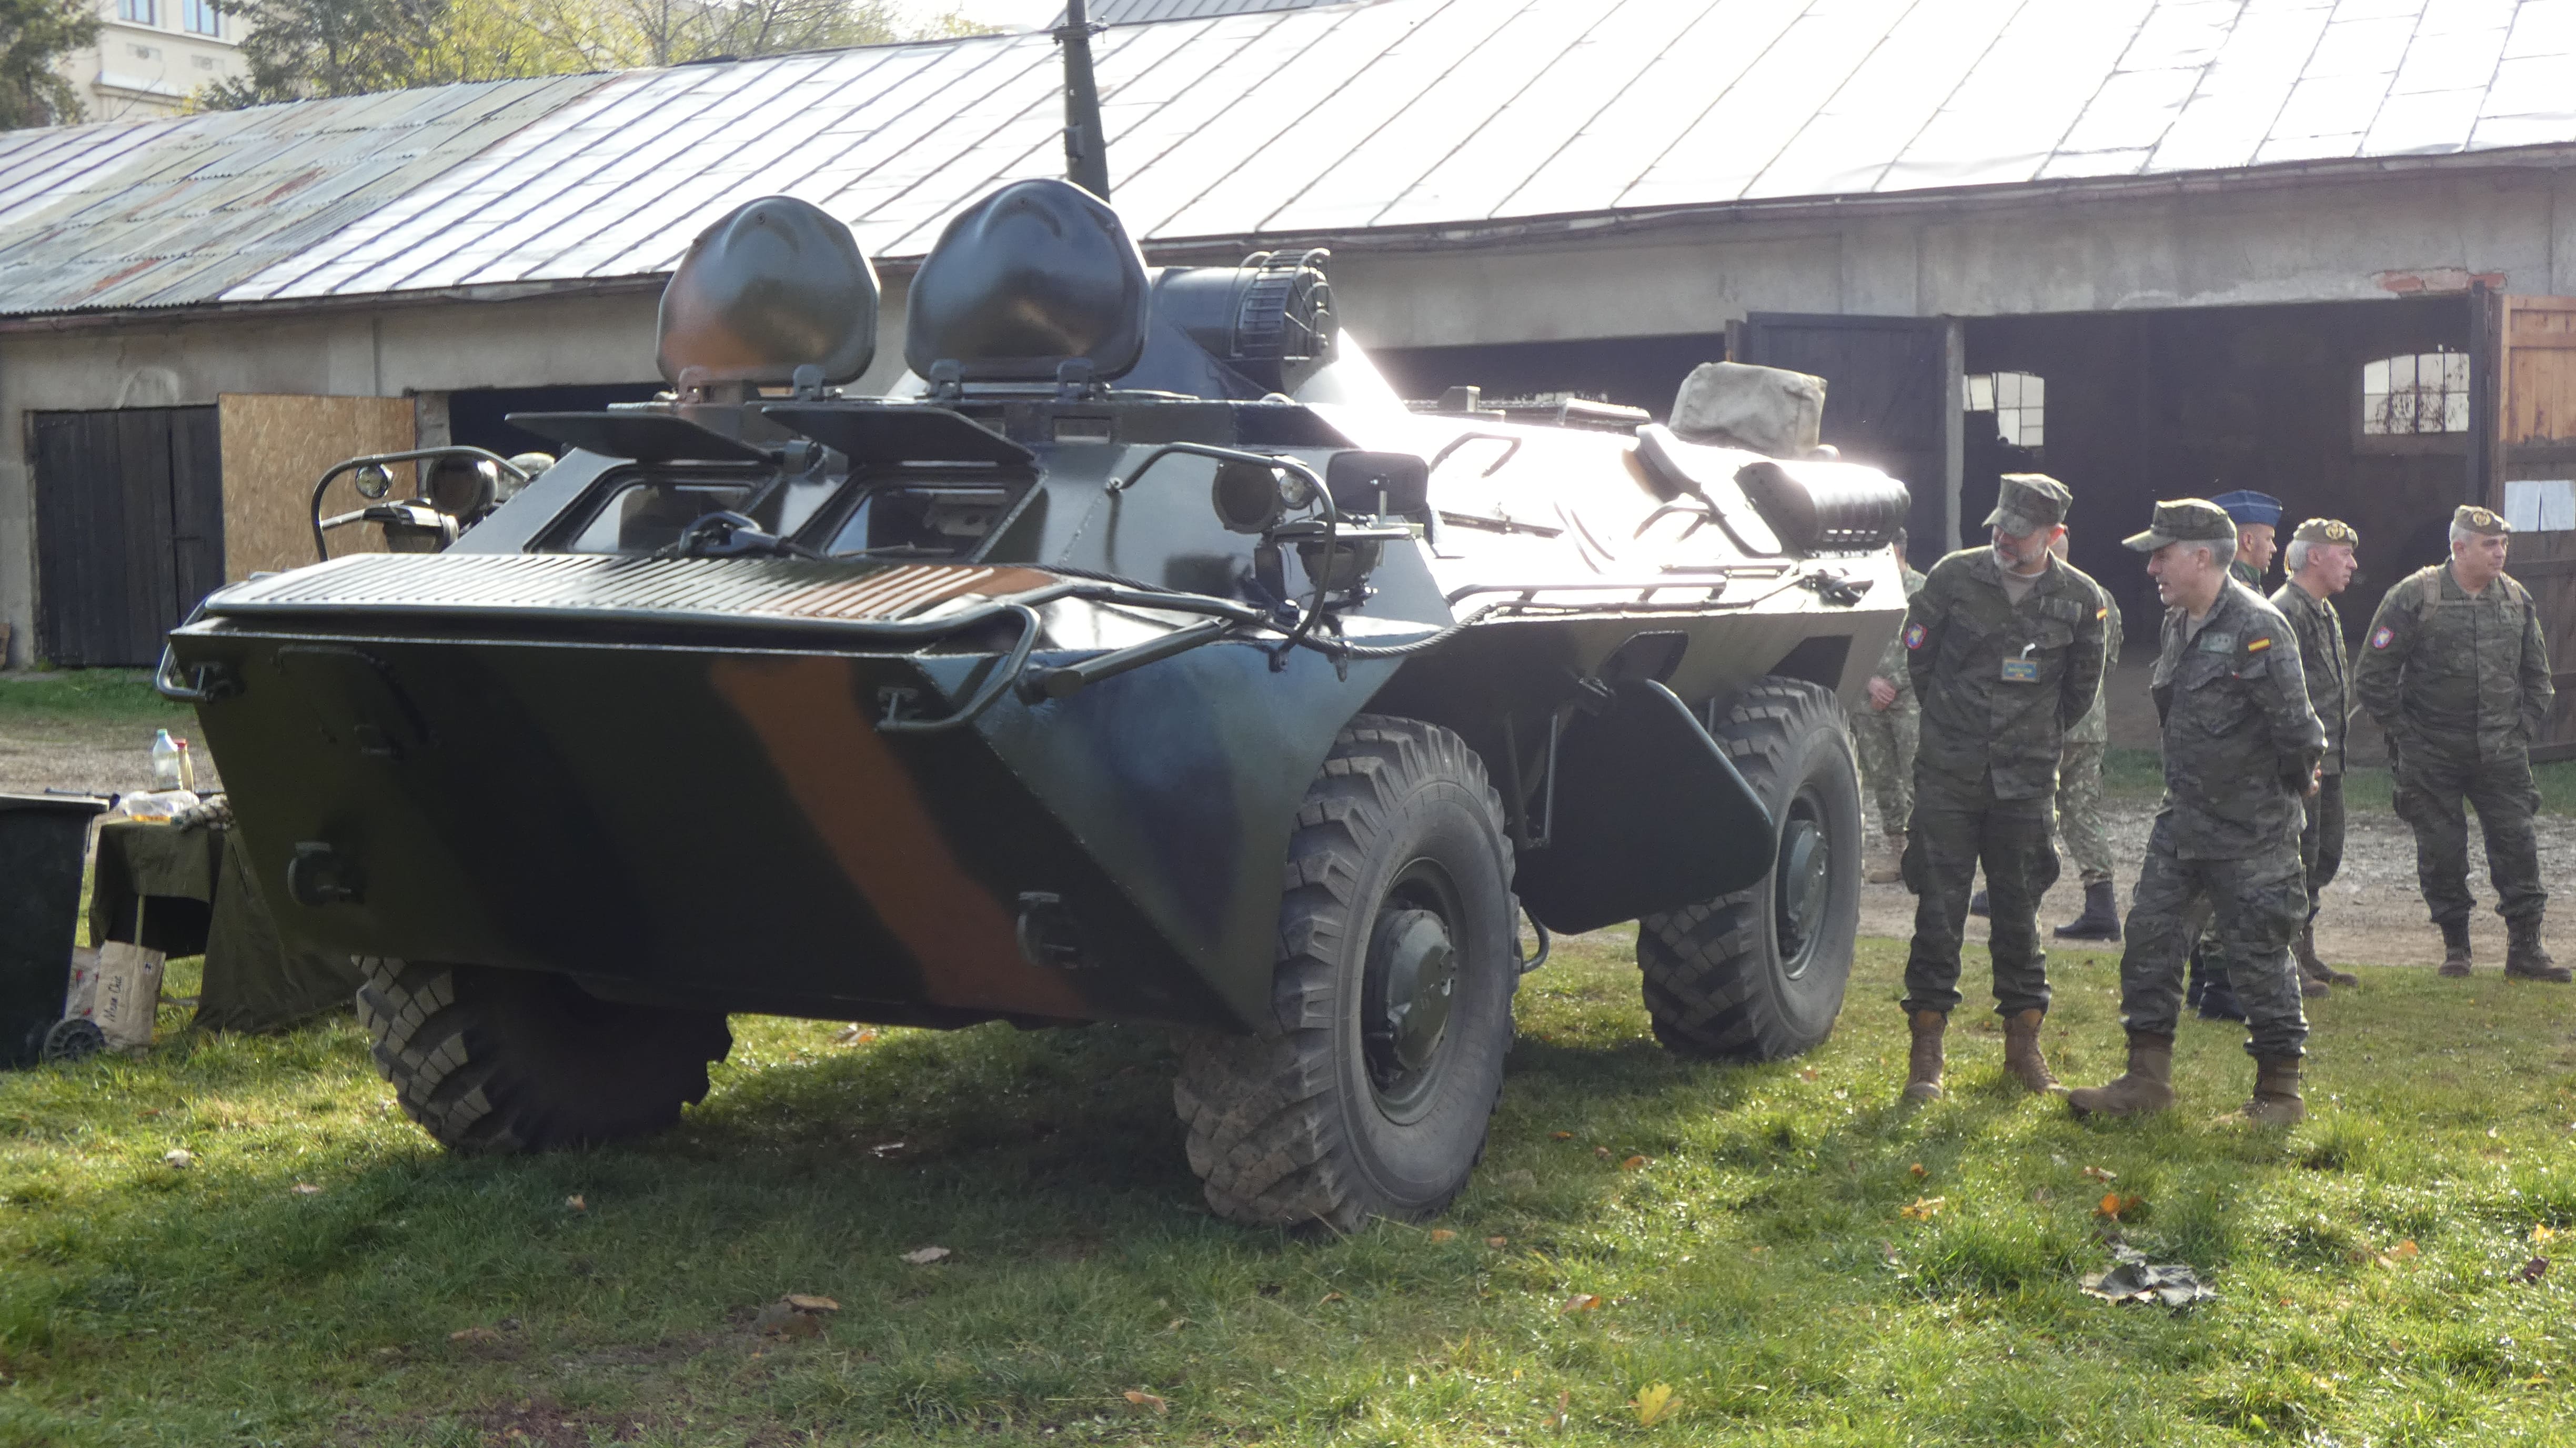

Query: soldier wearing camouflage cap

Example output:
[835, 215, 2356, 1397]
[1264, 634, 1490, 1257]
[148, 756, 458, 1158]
[2068, 499, 2322, 1127]
[2272, 519, 2364, 993]
[2353, 505, 2563, 981]
[1895, 474, 2109, 1104]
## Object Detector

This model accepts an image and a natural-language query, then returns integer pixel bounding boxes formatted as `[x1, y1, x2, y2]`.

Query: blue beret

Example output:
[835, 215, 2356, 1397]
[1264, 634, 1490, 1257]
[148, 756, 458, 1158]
[2210, 490, 2282, 526]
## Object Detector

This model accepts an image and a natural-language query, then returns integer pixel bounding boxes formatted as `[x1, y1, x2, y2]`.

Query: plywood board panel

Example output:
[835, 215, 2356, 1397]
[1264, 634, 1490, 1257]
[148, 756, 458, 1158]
[2505, 296, 2576, 447]
[218, 394, 416, 580]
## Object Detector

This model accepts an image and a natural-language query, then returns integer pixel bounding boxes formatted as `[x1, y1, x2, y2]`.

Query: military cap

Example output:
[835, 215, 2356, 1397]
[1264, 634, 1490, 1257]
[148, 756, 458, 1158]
[2123, 498, 2239, 552]
[1984, 473, 2072, 535]
[2453, 503, 2512, 536]
[2291, 518, 2359, 546]
[2210, 489, 2283, 527]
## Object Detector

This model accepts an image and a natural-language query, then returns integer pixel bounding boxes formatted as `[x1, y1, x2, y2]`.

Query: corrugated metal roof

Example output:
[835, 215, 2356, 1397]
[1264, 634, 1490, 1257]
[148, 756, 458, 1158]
[2, 0, 2573, 316]
[0, 75, 609, 314]
[1060, 0, 1361, 24]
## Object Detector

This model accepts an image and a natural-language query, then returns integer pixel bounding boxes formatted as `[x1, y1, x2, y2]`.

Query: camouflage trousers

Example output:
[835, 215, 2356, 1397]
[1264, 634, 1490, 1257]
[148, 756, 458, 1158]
[2054, 738, 2114, 887]
[1853, 701, 1918, 840]
[2300, 774, 2344, 923]
[2119, 816, 2309, 1059]
[2393, 745, 2547, 928]
[1901, 772, 2058, 1018]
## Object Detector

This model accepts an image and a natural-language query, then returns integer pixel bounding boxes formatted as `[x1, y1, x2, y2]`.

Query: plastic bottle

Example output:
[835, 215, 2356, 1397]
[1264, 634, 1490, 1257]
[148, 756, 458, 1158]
[150, 729, 182, 790]
[176, 738, 195, 792]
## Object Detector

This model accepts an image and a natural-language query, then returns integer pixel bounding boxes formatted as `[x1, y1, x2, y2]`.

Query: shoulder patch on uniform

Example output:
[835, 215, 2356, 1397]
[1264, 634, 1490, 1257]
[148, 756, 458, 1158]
[2247, 636, 2272, 652]
[2371, 625, 2394, 649]
[1904, 622, 1927, 650]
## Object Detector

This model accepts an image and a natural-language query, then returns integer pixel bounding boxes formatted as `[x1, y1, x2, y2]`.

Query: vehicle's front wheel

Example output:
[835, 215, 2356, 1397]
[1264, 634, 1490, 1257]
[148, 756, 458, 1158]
[1636, 677, 1861, 1061]
[1174, 716, 1518, 1231]
[357, 958, 732, 1153]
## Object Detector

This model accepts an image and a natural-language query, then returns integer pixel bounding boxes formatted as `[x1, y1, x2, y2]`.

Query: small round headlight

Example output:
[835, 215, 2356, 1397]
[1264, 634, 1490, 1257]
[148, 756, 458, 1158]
[1211, 461, 1286, 534]
[353, 463, 394, 500]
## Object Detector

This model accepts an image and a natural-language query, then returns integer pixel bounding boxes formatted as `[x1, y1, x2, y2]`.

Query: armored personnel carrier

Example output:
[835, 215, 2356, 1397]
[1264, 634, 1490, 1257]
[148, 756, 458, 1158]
[161, 173, 1907, 1230]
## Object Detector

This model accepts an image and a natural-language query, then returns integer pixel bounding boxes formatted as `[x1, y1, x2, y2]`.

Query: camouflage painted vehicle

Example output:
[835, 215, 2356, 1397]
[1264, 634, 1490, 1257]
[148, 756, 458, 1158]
[160, 173, 1908, 1230]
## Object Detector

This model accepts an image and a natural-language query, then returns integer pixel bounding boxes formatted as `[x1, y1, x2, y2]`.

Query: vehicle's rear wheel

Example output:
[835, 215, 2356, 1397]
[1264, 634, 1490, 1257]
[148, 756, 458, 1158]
[357, 957, 732, 1153]
[1174, 716, 1517, 1231]
[1637, 677, 1860, 1061]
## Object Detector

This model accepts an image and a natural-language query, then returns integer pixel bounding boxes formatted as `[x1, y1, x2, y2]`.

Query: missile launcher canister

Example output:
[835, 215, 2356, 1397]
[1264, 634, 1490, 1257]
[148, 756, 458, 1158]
[162, 179, 1909, 1231]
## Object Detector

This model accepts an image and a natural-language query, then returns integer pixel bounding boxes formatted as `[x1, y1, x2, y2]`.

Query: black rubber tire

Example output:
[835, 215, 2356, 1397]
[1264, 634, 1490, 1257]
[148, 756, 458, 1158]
[1636, 677, 1861, 1061]
[356, 957, 732, 1154]
[1173, 716, 1517, 1231]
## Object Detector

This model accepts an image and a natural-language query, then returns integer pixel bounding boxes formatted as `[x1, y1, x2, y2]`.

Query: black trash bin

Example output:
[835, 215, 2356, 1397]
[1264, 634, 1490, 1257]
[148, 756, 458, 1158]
[0, 793, 107, 1067]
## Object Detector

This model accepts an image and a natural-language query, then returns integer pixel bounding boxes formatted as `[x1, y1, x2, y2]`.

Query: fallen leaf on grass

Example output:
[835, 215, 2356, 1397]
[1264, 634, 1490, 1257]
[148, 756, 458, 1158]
[1562, 1294, 1601, 1313]
[1428, 1229, 1456, 1243]
[1909, 1162, 1927, 1179]
[2535, 1224, 2558, 1245]
[784, 1294, 840, 1312]
[1487, 1236, 1509, 1248]
[1633, 1383, 1679, 1427]
[162, 1149, 193, 1169]
[832, 1025, 879, 1046]
[2373, 1240, 2420, 1270]
[1551, 1131, 1573, 1140]
[1594, 1146, 1612, 1160]
[448, 1326, 504, 1344]
[2082, 1165, 2118, 1183]
[2096, 1193, 2143, 1221]
[1318, 1291, 1344, 1304]
[902, 1246, 952, 1265]
[1898, 1196, 1946, 1221]
[289, 1183, 321, 1196]
[1122, 1390, 1167, 1413]
[564, 1194, 586, 1212]
[2519, 1258, 2550, 1284]
[1619, 1155, 1647, 1171]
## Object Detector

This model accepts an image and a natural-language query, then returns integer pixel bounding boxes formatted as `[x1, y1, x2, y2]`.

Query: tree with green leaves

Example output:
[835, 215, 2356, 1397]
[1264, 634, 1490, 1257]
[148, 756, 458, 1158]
[202, 0, 985, 104]
[0, 0, 102, 127]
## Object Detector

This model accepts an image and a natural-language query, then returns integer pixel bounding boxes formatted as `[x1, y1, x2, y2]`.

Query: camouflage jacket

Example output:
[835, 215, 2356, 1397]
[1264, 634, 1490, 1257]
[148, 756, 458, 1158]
[1904, 547, 2109, 800]
[1868, 565, 1929, 706]
[2353, 564, 2553, 762]
[2269, 579, 2351, 775]
[2065, 590, 2124, 747]
[2150, 580, 2323, 860]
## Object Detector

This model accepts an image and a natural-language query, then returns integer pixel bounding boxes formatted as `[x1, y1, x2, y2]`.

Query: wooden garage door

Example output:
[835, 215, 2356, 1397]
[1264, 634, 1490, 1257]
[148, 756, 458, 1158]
[2481, 295, 2576, 758]
[32, 407, 222, 668]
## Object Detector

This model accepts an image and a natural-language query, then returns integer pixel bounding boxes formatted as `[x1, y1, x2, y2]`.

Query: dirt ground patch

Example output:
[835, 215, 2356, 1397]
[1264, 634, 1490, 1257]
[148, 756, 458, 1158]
[1860, 794, 2576, 971]
[0, 715, 223, 797]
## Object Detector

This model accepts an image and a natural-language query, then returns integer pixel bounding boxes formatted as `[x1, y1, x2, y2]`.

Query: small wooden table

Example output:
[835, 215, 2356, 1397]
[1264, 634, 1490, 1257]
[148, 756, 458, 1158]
[89, 818, 362, 1033]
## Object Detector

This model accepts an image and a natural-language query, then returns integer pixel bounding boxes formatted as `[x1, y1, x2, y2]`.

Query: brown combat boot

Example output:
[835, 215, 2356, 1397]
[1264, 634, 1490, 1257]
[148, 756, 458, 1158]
[2506, 920, 2571, 983]
[1902, 1009, 1945, 1103]
[2224, 1057, 2306, 1126]
[2439, 920, 2473, 978]
[2293, 922, 2358, 989]
[2001, 1009, 2060, 1093]
[1866, 832, 1905, 886]
[2065, 1032, 2175, 1119]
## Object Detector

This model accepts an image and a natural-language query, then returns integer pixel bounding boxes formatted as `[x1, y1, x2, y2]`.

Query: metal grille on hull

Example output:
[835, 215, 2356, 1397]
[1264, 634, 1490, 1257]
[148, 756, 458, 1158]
[206, 554, 1053, 631]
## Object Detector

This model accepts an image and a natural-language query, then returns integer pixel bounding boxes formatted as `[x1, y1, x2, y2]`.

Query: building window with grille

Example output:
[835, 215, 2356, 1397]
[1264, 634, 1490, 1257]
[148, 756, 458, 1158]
[1967, 371, 2044, 450]
[2361, 351, 2469, 438]
[183, 0, 219, 35]
[118, 0, 156, 24]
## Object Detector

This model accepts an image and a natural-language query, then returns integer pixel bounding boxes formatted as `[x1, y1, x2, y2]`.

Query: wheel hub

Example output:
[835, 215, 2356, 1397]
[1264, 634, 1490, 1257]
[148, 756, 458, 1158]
[1776, 811, 1831, 961]
[1364, 907, 1457, 1085]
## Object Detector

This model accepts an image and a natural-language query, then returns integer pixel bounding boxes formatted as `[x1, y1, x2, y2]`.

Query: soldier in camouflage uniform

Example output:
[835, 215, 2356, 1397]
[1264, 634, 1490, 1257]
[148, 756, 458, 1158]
[1855, 530, 1927, 884]
[2184, 489, 2286, 1018]
[2069, 499, 2322, 1125]
[2272, 518, 2363, 993]
[2051, 530, 2124, 941]
[2354, 504, 2564, 981]
[1898, 475, 2108, 1103]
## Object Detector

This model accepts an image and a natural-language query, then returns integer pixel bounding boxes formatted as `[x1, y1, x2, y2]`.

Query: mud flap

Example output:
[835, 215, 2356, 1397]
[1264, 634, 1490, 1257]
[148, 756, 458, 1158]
[1515, 679, 1775, 935]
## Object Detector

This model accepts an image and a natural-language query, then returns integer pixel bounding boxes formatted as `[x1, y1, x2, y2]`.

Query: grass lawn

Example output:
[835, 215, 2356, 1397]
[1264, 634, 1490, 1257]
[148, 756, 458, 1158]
[2101, 747, 2576, 813]
[0, 672, 192, 733]
[7, 934, 2576, 1446]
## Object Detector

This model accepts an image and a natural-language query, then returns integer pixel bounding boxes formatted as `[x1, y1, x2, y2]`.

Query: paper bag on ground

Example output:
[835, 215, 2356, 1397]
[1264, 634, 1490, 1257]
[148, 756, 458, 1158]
[64, 945, 101, 1020]
[93, 942, 165, 1050]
